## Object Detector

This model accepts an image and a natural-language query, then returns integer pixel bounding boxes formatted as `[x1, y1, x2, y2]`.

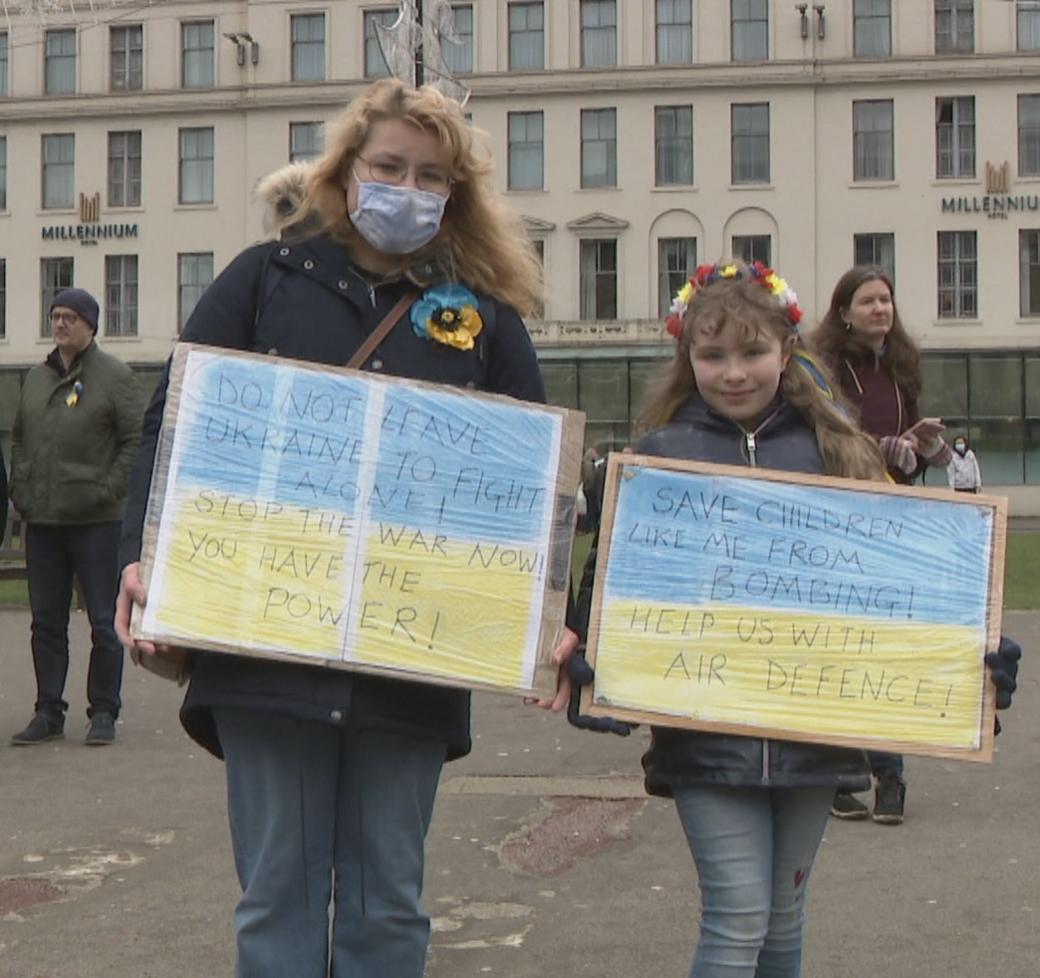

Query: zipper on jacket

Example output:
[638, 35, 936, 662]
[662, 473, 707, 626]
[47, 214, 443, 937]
[745, 429, 758, 466]
[735, 406, 780, 785]
[738, 406, 780, 469]
[344, 264, 383, 308]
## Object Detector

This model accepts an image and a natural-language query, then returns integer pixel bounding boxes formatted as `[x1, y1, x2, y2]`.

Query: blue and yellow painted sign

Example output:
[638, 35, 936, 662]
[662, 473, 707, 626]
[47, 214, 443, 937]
[585, 456, 1005, 759]
[136, 345, 581, 696]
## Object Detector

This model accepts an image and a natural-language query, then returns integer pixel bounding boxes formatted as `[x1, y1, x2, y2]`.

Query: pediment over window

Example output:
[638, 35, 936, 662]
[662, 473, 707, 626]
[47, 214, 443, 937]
[566, 212, 629, 232]
[522, 215, 556, 233]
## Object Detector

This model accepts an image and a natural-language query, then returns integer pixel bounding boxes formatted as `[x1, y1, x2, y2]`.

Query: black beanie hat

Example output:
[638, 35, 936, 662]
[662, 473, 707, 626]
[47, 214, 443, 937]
[50, 287, 99, 335]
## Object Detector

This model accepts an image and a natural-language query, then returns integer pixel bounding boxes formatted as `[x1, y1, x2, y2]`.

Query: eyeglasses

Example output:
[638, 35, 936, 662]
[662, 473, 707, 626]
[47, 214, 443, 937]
[50, 312, 83, 327]
[355, 155, 453, 196]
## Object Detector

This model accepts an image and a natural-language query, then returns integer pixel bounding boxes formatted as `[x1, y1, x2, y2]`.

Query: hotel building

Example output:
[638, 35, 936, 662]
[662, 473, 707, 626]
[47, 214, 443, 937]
[3, 1, 1040, 506]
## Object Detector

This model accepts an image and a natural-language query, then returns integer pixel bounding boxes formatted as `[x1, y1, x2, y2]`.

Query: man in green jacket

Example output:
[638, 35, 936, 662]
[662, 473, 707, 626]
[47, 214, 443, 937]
[9, 288, 142, 746]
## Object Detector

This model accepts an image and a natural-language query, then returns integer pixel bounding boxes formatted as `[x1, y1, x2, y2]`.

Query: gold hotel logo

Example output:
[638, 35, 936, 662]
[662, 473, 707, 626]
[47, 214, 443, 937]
[79, 191, 100, 223]
[985, 161, 1010, 195]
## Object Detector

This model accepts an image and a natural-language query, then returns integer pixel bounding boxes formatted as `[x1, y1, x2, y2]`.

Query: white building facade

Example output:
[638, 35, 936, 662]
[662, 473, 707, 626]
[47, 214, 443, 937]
[3, 1, 1040, 505]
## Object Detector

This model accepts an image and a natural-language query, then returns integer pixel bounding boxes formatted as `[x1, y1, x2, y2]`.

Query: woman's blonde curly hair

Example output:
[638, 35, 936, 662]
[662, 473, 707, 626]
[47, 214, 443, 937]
[279, 79, 543, 317]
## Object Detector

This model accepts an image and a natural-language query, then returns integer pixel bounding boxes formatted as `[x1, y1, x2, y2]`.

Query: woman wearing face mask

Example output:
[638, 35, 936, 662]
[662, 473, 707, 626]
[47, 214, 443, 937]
[113, 80, 558, 978]
[947, 436, 982, 493]
[809, 266, 952, 828]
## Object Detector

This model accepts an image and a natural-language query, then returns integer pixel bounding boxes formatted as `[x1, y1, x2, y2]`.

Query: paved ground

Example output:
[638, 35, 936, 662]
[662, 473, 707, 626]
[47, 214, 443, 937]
[0, 607, 1037, 978]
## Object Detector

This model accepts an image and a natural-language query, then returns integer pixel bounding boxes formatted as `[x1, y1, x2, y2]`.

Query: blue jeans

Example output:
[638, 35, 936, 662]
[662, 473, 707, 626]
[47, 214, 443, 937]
[674, 785, 833, 978]
[867, 751, 903, 779]
[213, 708, 447, 978]
[25, 521, 123, 719]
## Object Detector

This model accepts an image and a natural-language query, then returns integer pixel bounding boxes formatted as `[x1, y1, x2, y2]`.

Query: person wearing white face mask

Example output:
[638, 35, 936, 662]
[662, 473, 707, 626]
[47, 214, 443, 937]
[947, 436, 982, 493]
[113, 79, 567, 978]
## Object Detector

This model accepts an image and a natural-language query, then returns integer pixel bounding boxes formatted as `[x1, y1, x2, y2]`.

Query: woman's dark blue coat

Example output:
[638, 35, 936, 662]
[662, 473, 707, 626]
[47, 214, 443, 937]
[119, 233, 546, 761]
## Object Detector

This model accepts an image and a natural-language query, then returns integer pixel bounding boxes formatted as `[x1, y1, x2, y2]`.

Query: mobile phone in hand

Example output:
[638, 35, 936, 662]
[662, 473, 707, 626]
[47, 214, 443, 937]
[903, 417, 944, 442]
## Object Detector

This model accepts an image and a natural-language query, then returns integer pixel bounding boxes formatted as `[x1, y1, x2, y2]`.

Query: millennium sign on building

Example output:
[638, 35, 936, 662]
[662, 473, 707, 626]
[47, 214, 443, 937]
[40, 192, 139, 245]
[938, 161, 1035, 220]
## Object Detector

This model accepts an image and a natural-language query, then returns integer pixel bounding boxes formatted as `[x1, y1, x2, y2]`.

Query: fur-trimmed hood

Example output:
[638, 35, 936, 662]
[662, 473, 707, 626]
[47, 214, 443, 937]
[254, 161, 312, 233]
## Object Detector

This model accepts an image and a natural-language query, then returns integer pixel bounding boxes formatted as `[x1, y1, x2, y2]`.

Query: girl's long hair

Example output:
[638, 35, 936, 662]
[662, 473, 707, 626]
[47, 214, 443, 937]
[810, 265, 921, 399]
[638, 271, 888, 481]
[281, 79, 542, 316]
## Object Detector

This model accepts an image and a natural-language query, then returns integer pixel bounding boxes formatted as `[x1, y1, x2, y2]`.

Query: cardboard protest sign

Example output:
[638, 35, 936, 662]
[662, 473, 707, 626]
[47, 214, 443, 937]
[132, 344, 584, 698]
[582, 455, 1006, 761]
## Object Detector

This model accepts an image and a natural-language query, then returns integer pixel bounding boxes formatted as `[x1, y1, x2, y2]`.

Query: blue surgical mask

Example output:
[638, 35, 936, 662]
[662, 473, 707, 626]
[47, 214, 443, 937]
[349, 176, 447, 255]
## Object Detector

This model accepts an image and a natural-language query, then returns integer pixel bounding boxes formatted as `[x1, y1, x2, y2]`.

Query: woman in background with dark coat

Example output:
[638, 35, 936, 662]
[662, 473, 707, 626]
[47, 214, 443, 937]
[810, 265, 951, 826]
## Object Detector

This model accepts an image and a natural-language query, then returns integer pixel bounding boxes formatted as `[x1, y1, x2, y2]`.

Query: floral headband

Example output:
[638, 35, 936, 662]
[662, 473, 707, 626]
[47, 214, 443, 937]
[665, 261, 804, 339]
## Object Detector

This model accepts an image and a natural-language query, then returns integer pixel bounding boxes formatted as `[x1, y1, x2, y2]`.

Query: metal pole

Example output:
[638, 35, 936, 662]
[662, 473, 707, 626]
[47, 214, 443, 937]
[414, 0, 424, 85]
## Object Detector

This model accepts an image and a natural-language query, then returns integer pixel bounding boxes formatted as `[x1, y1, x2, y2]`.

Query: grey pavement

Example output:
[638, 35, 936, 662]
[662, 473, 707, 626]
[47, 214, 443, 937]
[0, 607, 1037, 978]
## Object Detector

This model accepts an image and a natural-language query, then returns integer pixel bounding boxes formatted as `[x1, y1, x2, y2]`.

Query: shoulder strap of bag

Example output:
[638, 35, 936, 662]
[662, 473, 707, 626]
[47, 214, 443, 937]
[346, 291, 419, 370]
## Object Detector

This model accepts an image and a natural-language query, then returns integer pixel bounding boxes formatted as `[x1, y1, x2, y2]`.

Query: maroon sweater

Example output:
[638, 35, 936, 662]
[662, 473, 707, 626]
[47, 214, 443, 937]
[838, 350, 920, 484]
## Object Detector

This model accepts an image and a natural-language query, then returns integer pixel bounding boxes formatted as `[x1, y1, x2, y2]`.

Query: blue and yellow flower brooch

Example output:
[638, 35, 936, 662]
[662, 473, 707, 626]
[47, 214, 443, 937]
[410, 284, 484, 351]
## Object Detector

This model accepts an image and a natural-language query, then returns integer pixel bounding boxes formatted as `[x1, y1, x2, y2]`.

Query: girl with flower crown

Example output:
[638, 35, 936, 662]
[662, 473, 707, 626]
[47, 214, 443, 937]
[546, 261, 1021, 977]
[562, 261, 892, 978]
[114, 78, 559, 978]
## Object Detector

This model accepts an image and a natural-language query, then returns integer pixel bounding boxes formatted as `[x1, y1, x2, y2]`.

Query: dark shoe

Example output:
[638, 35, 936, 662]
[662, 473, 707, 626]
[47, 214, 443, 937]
[873, 774, 906, 825]
[11, 712, 65, 746]
[830, 789, 870, 820]
[85, 712, 116, 746]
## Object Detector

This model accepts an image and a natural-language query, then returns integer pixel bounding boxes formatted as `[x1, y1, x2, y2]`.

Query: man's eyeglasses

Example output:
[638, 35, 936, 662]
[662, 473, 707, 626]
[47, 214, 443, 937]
[50, 312, 82, 327]
[355, 156, 453, 197]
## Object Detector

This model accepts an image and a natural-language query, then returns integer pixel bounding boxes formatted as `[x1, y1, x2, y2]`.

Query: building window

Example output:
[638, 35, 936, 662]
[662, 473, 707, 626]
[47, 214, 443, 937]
[656, 0, 692, 65]
[179, 127, 214, 205]
[44, 28, 76, 95]
[108, 131, 141, 207]
[0, 259, 5, 339]
[731, 0, 767, 62]
[105, 255, 138, 337]
[917, 353, 1040, 486]
[442, 5, 473, 74]
[42, 133, 75, 210]
[508, 2, 544, 69]
[182, 21, 215, 88]
[854, 232, 896, 284]
[110, 24, 143, 91]
[854, 0, 891, 57]
[290, 121, 324, 162]
[937, 230, 977, 318]
[1020, 230, 1040, 317]
[580, 0, 617, 68]
[935, 0, 973, 54]
[178, 252, 214, 333]
[1019, 0, 1040, 51]
[580, 239, 617, 320]
[40, 257, 74, 337]
[0, 32, 8, 97]
[580, 108, 617, 188]
[731, 103, 769, 184]
[290, 13, 325, 81]
[935, 97, 975, 179]
[0, 135, 5, 210]
[853, 99, 894, 181]
[658, 237, 697, 317]
[732, 234, 771, 266]
[1018, 95, 1040, 177]
[508, 111, 544, 191]
[364, 9, 397, 78]
[655, 105, 693, 186]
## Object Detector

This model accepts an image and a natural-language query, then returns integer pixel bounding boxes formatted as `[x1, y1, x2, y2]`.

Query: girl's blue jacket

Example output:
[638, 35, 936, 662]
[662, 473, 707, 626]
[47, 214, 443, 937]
[578, 392, 872, 795]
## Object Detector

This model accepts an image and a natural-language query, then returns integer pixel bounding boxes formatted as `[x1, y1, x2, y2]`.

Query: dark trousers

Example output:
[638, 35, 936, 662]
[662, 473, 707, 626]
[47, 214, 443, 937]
[25, 522, 124, 720]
